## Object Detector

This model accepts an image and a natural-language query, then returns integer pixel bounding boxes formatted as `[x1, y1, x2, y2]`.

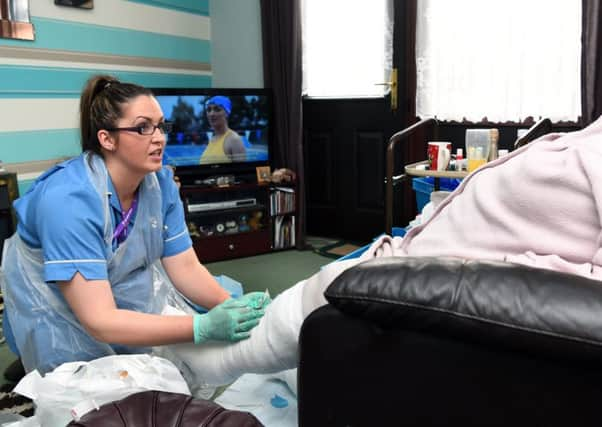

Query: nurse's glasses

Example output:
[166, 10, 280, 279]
[106, 121, 173, 135]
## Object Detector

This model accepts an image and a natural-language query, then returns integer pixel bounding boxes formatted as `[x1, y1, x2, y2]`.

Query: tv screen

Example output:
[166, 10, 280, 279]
[152, 88, 272, 179]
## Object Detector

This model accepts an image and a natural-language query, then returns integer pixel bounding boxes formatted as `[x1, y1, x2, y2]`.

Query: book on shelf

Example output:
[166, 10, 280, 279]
[273, 214, 295, 249]
[270, 187, 296, 216]
[273, 186, 294, 193]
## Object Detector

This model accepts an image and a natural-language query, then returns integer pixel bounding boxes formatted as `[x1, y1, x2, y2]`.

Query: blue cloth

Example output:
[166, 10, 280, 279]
[1, 153, 191, 374]
[13, 154, 191, 283]
[186, 275, 244, 313]
[206, 95, 232, 115]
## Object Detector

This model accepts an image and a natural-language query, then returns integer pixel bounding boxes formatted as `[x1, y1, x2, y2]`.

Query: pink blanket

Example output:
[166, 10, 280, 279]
[372, 117, 602, 280]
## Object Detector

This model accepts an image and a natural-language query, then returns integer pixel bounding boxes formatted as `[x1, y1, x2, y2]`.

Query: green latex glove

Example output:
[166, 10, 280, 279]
[193, 298, 265, 344]
[233, 291, 272, 310]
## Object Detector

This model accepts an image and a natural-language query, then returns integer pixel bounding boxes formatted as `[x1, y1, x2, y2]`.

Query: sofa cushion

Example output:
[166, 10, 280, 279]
[324, 257, 602, 363]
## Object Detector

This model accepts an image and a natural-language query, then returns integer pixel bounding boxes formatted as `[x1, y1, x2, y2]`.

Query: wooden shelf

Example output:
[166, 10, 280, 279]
[186, 204, 266, 218]
[181, 182, 270, 194]
[404, 160, 468, 179]
[192, 230, 271, 263]
[270, 210, 296, 218]
[181, 180, 297, 262]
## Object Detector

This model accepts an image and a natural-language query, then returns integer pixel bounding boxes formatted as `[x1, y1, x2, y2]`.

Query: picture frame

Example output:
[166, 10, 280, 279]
[256, 166, 271, 183]
[54, 0, 94, 9]
[0, 0, 35, 40]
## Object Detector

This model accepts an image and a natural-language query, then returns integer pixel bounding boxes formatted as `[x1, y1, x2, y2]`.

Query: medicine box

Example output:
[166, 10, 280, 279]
[412, 177, 462, 212]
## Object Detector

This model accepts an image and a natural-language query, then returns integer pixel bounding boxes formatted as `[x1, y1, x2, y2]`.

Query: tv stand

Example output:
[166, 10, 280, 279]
[179, 178, 297, 262]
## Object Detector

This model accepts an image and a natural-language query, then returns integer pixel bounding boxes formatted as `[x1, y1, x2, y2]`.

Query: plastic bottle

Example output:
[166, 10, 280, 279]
[455, 148, 464, 171]
[488, 129, 499, 161]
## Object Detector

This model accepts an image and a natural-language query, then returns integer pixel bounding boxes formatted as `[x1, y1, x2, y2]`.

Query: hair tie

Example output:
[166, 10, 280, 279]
[91, 80, 113, 103]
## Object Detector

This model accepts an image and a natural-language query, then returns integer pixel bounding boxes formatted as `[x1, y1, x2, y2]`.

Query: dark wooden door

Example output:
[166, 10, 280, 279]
[303, 3, 420, 243]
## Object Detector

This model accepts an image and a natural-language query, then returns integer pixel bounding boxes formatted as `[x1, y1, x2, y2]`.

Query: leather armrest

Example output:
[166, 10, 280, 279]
[324, 257, 602, 364]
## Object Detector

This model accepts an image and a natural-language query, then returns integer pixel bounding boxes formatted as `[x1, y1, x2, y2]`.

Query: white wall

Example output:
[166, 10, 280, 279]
[210, 0, 264, 88]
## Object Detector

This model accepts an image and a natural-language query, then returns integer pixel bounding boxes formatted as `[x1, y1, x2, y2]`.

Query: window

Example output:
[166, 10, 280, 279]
[302, 0, 393, 98]
[416, 0, 582, 123]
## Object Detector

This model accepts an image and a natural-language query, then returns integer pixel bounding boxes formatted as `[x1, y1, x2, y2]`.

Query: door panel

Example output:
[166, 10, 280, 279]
[304, 99, 397, 242]
[355, 131, 385, 211]
[352, 131, 387, 242]
[304, 3, 412, 243]
[305, 130, 337, 237]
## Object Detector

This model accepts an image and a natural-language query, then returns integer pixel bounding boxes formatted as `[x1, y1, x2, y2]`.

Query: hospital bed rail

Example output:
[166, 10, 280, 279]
[514, 117, 552, 149]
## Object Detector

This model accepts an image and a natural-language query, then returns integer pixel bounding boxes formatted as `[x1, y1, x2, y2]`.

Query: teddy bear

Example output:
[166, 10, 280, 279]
[248, 211, 264, 231]
[270, 168, 296, 184]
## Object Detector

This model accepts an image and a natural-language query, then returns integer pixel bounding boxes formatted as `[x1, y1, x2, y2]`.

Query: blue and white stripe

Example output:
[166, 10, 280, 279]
[0, 0, 212, 194]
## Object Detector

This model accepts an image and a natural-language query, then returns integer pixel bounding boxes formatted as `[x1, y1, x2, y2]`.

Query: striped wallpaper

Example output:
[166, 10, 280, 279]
[0, 0, 212, 194]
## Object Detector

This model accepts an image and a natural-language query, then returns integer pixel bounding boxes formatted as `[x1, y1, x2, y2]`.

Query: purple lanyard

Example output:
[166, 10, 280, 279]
[112, 195, 138, 244]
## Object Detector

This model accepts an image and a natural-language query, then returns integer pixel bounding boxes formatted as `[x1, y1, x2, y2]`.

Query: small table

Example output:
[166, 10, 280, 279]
[404, 160, 468, 190]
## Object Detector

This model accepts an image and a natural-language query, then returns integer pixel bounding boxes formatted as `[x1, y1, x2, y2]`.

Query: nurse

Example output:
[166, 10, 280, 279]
[0, 75, 269, 375]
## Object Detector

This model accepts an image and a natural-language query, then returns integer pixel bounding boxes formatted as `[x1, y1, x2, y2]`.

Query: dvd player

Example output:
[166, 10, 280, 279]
[188, 198, 257, 213]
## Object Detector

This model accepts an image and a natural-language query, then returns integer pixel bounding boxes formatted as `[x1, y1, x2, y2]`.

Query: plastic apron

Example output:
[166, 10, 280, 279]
[0, 153, 182, 375]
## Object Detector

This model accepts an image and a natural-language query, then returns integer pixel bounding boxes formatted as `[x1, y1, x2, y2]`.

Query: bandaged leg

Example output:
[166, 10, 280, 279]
[158, 259, 361, 391]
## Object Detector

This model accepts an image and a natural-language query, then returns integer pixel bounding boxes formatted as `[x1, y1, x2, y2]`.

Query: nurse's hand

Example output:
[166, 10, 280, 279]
[193, 298, 265, 344]
[232, 291, 272, 310]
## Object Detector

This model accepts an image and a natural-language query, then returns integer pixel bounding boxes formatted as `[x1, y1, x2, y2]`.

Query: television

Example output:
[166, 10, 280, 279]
[151, 87, 273, 185]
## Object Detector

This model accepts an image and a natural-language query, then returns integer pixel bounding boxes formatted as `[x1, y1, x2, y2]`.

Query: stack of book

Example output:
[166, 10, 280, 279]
[270, 186, 295, 215]
[271, 186, 296, 249]
[273, 215, 295, 249]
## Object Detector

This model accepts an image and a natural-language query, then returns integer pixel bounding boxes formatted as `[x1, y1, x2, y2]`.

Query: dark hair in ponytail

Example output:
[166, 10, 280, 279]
[79, 75, 153, 155]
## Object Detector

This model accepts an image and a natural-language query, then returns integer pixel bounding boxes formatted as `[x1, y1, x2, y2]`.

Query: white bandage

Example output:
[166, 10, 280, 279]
[161, 279, 305, 388]
[158, 258, 363, 393]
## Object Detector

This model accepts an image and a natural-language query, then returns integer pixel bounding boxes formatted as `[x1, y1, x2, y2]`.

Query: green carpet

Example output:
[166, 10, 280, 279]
[206, 247, 332, 296]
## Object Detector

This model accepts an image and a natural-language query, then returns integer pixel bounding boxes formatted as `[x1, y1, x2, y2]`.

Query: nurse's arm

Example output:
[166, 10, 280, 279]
[59, 273, 195, 346]
[161, 246, 230, 309]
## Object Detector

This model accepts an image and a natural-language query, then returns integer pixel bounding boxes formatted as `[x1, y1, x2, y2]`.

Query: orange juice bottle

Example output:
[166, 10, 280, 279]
[467, 146, 487, 172]
[467, 158, 487, 172]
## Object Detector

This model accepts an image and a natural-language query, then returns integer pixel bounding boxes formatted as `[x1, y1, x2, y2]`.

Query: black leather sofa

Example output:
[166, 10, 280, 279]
[298, 257, 602, 427]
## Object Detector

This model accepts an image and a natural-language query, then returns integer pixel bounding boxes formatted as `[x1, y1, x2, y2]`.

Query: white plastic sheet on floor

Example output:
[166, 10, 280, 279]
[215, 370, 298, 427]
[3, 355, 299, 427]
[6, 354, 190, 427]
